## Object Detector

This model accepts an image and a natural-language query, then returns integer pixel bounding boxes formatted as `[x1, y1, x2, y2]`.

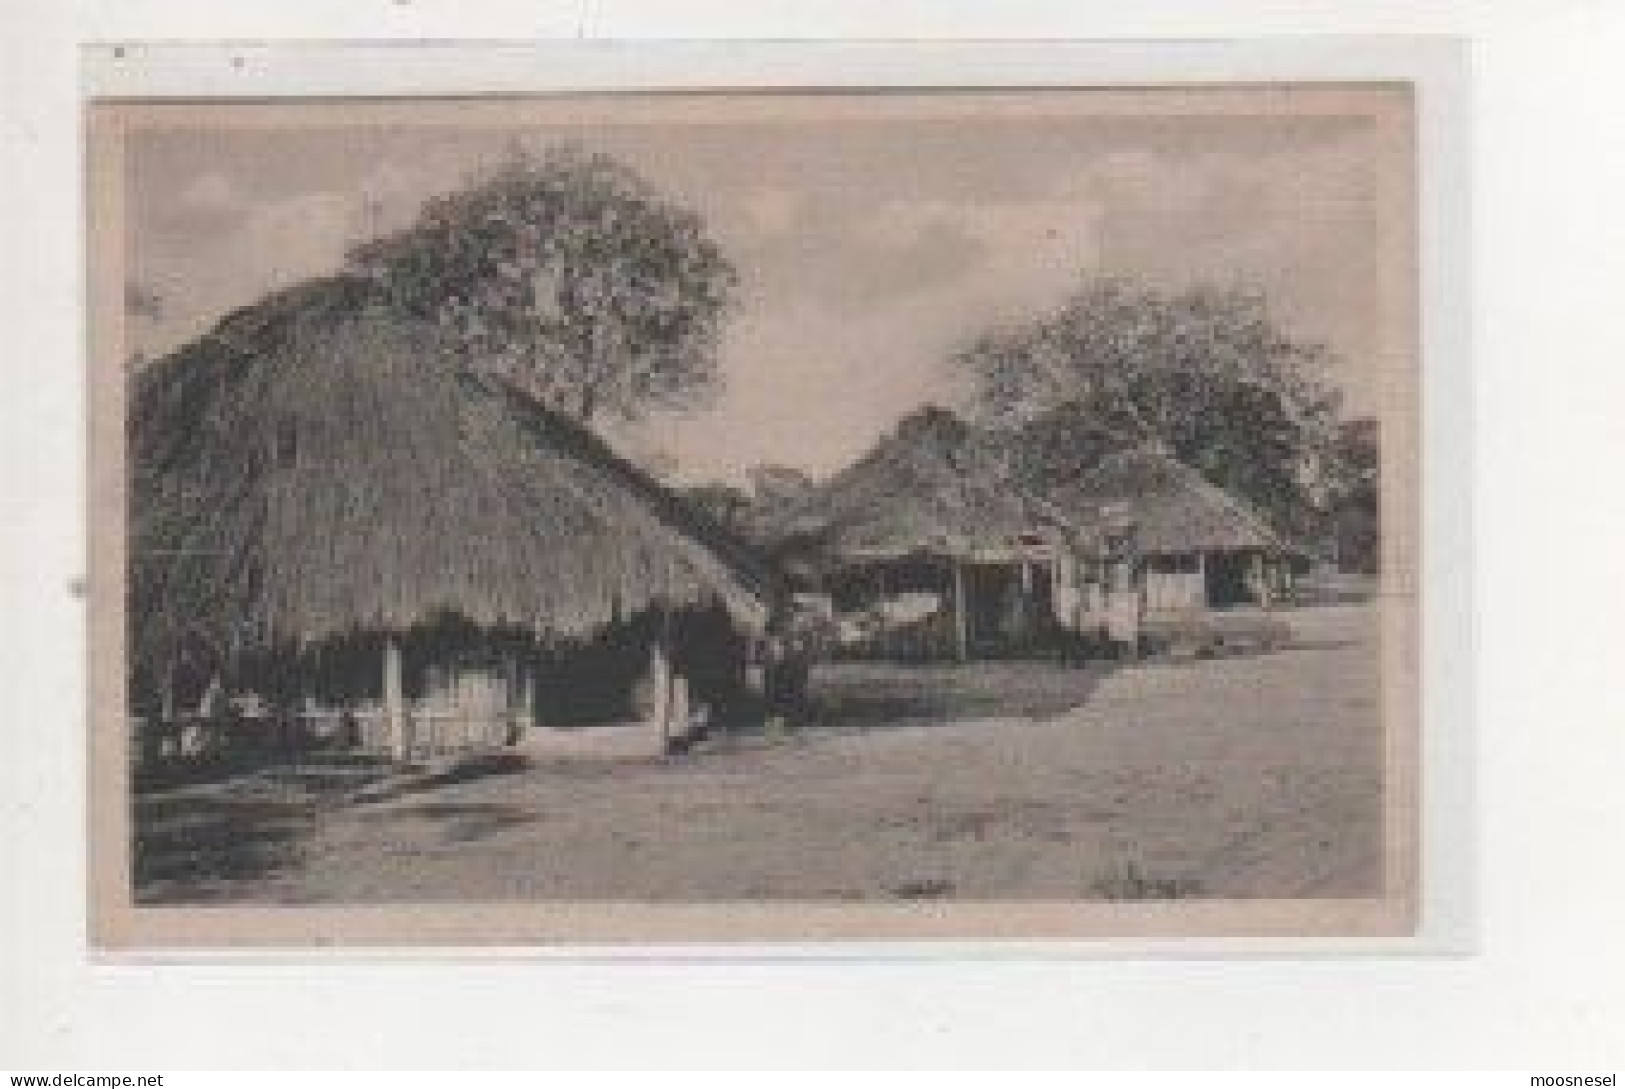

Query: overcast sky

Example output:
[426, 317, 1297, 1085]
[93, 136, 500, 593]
[124, 95, 1398, 485]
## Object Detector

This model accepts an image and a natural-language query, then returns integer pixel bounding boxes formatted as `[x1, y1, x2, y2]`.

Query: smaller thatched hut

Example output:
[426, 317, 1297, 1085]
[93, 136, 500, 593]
[129, 277, 775, 763]
[1047, 444, 1305, 615]
[768, 407, 1096, 661]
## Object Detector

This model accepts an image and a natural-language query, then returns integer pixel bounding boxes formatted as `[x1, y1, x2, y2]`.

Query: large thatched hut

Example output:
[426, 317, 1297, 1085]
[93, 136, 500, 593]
[768, 407, 1095, 661]
[1047, 443, 1305, 614]
[129, 277, 775, 762]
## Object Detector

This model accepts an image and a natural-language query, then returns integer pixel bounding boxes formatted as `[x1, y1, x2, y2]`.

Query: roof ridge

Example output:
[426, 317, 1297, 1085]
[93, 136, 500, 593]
[472, 372, 779, 599]
[1160, 455, 1289, 549]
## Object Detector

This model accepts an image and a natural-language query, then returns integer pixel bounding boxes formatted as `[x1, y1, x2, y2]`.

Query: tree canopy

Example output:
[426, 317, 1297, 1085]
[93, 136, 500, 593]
[954, 277, 1348, 545]
[348, 145, 738, 425]
[1325, 417, 1381, 573]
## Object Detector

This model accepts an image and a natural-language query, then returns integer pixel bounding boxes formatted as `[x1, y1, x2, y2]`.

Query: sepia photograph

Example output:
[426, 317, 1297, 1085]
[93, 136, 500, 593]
[86, 85, 1419, 945]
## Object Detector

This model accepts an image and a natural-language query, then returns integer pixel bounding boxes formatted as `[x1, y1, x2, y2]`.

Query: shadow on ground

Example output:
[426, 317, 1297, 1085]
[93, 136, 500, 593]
[134, 787, 321, 902]
[134, 761, 397, 902]
[133, 753, 543, 902]
[133, 748, 393, 794]
[356, 801, 537, 843]
[802, 659, 1115, 732]
[351, 751, 534, 806]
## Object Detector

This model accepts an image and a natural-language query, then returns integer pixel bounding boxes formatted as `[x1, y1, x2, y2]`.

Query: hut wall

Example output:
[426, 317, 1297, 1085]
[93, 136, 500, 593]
[409, 663, 524, 757]
[827, 554, 1067, 662]
[1144, 553, 1207, 613]
[1051, 552, 1080, 628]
[266, 642, 531, 761]
[1072, 582, 1108, 631]
[1051, 552, 1110, 633]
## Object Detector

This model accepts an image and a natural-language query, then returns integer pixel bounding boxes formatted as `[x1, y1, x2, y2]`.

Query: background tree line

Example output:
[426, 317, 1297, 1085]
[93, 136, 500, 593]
[952, 277, 1380, 570]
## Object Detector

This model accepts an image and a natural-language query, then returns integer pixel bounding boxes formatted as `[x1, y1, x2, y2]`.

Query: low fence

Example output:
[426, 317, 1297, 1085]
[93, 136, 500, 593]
[129, 706, 528, 778]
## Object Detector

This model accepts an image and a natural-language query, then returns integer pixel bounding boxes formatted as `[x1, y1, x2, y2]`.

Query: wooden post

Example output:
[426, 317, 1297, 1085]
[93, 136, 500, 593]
[514, 656, 534, 737]
[648, 638, 674, 753]
[875, 563, 890, 659]
[952, 557, 970, 663]
[498, 654, 516, 746]
[383, 637, 407, 762]
[670, 673, 690, 750]
[1015, 559, 1033, 643]
[1050, 553, 1067, 629]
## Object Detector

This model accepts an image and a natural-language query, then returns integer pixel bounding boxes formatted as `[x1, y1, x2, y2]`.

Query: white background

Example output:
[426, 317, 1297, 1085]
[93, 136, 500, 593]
[3, 0, 1624, 1071]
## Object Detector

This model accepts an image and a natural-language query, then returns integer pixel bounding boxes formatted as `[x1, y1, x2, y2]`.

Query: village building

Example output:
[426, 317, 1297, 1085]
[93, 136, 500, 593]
[764, 407, 1098, 662]
[1046, 443, 1307, 616]
[128, 277, 776, 766]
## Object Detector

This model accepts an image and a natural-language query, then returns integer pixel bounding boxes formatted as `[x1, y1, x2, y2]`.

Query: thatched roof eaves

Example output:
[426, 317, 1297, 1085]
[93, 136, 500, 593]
[1050, 444, 1295, 556]
[130, 284, 773, 664]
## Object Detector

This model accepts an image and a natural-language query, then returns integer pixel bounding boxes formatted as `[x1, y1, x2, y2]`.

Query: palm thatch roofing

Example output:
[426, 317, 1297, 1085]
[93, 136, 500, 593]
[130, 276, 774, 672]
[1048, 443, 1296, 556]
[770, 406, 1089, 562]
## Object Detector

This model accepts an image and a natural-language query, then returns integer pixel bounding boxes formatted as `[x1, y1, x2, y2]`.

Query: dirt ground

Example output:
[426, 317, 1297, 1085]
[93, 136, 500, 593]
[133, 602, 1384, 904]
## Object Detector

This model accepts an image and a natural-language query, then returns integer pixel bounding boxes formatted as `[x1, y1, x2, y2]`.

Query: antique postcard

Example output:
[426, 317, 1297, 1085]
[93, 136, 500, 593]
[87, 83, 1419, 946]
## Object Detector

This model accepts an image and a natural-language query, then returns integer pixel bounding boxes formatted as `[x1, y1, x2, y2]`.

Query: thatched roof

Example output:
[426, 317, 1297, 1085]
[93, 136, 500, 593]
[130, 277, 774, 667]
[773, 406, 1087, 561]
[1048, 443, 1294, 556]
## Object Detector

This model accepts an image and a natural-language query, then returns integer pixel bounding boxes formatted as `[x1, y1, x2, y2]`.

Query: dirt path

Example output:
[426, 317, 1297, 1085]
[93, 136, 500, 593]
[137, 603, 1383, 903]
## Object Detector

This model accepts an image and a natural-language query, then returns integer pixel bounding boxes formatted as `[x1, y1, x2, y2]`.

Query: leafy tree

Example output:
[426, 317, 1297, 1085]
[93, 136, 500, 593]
[1325, 417, 1381, 573]
[348, 144, 738, 425]
[956, 277, 1346, 543]
[681, 482, 756, 536]
[1004, 400, 1131, 498]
